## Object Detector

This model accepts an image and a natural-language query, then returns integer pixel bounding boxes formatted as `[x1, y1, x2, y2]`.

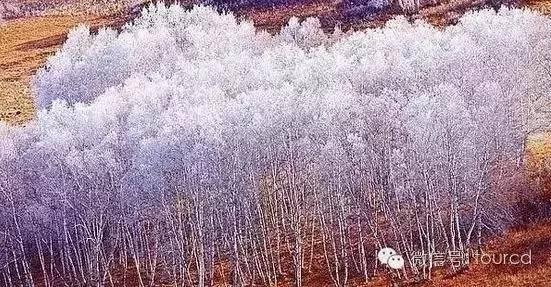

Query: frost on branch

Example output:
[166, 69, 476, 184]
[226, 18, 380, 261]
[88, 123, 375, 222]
[2, 5, 551, 286]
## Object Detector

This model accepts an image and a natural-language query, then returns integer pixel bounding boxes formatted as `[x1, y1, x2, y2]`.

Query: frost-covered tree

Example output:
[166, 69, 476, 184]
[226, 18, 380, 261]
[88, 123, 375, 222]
[1, 4, 550, 286]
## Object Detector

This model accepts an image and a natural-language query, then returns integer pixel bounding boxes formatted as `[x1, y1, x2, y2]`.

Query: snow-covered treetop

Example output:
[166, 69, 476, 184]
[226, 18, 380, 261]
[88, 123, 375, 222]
[0, 5, 548, 195]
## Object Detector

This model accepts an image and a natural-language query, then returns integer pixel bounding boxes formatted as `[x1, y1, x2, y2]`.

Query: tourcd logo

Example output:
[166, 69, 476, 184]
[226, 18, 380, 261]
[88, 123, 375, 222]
[377, 248, 533, 270]
[377, 247, 404, 270]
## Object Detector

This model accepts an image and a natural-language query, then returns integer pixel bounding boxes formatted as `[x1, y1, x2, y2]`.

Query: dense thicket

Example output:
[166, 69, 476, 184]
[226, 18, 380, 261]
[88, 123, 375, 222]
[1, 5, 551, 286]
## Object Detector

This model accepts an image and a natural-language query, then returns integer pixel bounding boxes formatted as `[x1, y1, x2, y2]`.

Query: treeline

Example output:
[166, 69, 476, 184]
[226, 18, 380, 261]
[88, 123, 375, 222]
[1, 5, 551, 287]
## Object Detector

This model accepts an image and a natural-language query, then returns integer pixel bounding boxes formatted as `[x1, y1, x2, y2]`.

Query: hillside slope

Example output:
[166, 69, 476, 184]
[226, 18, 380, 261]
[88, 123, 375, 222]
[2, 0, 550, 124]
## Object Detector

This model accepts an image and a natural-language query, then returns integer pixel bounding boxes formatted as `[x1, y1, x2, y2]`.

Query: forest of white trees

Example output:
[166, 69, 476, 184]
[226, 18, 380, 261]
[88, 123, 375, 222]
[1, 4, 551, 286]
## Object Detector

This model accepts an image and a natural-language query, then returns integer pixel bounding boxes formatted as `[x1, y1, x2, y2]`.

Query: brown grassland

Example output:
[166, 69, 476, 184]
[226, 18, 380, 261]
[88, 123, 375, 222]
[0, 14, 127, 124]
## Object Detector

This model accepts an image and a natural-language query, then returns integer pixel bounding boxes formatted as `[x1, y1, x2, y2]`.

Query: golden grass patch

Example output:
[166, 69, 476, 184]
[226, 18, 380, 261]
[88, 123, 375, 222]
[524, 0, 551, 15]
[0, 79, 33, 123]
[0, 14, 125, 124]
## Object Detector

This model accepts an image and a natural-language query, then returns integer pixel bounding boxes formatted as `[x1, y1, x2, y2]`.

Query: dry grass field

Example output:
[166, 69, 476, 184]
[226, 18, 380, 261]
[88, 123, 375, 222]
[524, 0, 551, 13]
[423, 221, 551, 287]
[0, 14, 130, 124]
[0, 0, 143, 124]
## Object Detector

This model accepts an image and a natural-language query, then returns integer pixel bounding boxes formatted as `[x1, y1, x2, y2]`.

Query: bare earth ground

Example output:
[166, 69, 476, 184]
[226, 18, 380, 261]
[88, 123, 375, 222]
[0, 1, 550, 285]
